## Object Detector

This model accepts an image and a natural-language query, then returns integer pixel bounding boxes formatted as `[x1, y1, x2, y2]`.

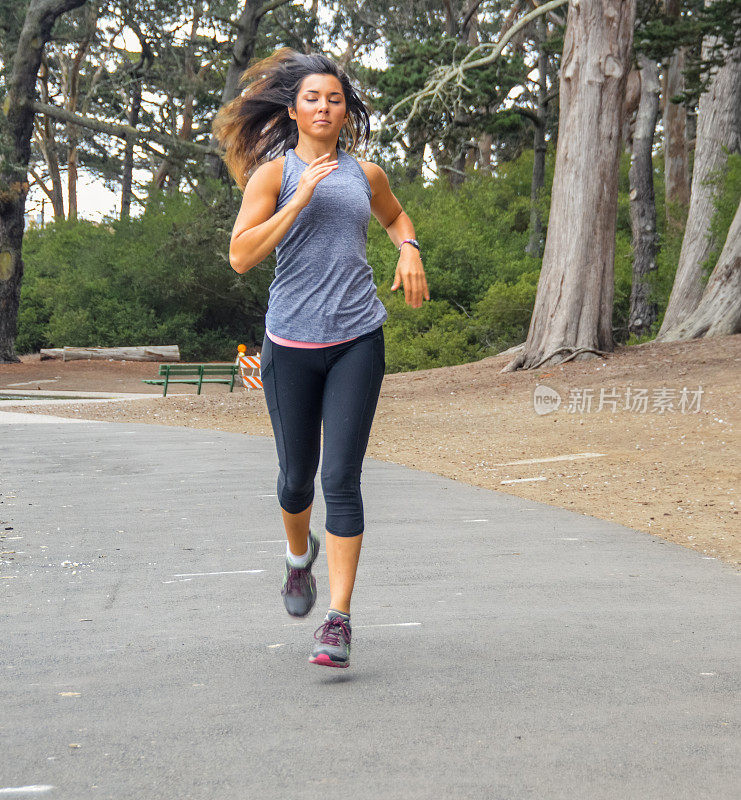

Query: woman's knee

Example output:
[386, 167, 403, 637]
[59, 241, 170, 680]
[320, 461, 360, 496]
[278, 468, 315, 513]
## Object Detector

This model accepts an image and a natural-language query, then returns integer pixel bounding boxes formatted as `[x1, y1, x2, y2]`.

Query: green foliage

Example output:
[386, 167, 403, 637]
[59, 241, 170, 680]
[17, 187, 271, 360]
[469, 271, 539, 354]
[368, 150, 548, 312]
[635, 0, 741, 105]
[376, 288, 478, 373]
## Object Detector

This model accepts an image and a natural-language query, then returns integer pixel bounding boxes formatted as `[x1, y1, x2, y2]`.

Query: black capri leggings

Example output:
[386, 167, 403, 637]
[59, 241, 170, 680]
[260, 324, 385, 537]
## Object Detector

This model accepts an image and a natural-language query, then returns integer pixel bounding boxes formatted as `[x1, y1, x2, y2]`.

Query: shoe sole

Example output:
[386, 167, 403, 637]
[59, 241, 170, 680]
[309, 653, 349, 668]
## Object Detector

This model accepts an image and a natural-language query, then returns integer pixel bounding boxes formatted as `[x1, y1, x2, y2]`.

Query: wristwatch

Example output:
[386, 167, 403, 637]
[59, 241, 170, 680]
[398, 238, 420, 253]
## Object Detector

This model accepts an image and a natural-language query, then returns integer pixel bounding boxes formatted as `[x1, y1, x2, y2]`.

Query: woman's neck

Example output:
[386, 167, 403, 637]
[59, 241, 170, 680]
[293, 139, 340, 163]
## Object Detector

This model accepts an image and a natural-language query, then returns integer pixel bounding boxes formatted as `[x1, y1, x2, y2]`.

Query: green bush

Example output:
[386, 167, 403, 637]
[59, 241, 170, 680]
[18, 188, 270, 360]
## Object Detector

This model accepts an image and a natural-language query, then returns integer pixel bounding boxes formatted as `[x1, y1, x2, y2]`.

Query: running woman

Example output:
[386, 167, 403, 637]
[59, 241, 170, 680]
[213, 48, 429, 668]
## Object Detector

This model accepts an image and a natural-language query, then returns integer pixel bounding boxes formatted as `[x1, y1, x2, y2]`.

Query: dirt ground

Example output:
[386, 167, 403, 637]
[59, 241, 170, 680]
[2, 335, 739, 570]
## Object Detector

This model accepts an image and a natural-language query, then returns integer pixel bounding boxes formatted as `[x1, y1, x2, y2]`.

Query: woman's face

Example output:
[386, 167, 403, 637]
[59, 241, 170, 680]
[289, 73, 348, 141]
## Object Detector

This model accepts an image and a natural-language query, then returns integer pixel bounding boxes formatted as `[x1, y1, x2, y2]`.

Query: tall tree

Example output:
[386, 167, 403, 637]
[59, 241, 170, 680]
[0, 0, 88, 362]
[659, 197, 741, 340]
[504, 0, 637, 371]
[524, 14, 555, 258]
[663, 0, 690, 225]
[658, 24, 741, 337]
[628, 53, 660, 336]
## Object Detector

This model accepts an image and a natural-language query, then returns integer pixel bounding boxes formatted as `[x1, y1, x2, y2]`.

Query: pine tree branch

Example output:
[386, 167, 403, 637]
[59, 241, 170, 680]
[382, 0, 568, 140]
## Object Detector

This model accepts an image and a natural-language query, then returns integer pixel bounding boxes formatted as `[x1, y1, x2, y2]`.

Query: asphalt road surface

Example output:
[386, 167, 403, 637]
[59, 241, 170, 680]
[1, 419, 739, 799]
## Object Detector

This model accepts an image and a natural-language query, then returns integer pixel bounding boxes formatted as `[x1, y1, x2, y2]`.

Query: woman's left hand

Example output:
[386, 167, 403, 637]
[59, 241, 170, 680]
[391, 249, 430, 308]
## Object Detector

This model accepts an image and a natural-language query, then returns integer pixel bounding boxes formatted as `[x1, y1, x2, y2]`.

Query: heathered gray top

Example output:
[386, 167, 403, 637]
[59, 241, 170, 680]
[264, 146, 388, 342]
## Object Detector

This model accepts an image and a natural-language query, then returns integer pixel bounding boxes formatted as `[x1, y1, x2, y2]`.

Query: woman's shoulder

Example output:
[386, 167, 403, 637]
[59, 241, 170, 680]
[357, 160, 388, 198]
[245, 155, 286, 195]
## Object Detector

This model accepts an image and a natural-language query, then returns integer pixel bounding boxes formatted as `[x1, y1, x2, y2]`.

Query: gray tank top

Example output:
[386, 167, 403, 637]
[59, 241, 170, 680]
[264, 147, 388, 342]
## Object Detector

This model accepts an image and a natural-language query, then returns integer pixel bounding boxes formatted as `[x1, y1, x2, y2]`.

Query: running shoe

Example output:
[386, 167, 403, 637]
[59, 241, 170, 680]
[309, 610, 351, 668]
[280, 530, 320, 617]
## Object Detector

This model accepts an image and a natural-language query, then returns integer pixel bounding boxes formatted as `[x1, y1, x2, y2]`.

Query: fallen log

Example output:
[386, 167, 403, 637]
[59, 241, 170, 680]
[40, 345, 180, 362]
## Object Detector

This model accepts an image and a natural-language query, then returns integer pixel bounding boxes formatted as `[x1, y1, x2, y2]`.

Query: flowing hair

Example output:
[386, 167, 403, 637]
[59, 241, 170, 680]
[212, 48, 372, 190]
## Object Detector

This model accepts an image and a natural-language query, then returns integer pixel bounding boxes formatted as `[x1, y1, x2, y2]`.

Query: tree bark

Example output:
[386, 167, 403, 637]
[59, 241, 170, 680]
[628, 54, 660, 336]
[503, 0, 637, 372]
[0, 0, 88, 363]
[659, 198, 741, 340]
[663, 48, 690, 214]
[658, 33, 741, 338]
[663, 0, 690, 226]
[526, 15, 550, 258]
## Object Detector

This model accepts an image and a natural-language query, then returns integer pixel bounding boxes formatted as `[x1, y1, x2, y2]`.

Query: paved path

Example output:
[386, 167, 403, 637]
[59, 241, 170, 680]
[1, 421, 739, 799]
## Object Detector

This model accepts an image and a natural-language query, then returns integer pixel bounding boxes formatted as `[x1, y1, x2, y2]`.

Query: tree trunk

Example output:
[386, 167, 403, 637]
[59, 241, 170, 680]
[526, 15, 549, 258]
[404, 132, 427, 181]
[658, 34, 741, 338]
[121, 76, 141, 220]
[36, 56, 65, 219]
[659, 198, 741, 340]
[40, 344, 180, 361]
[0, 0, 88, 363]
[663, 0, 690, 228]
[477, 131, 493, 173]
[503, 0, 637, 372]
[65, 14, 95, 222]
[663, 48, 690, 217]
[628, 54, 660, 337]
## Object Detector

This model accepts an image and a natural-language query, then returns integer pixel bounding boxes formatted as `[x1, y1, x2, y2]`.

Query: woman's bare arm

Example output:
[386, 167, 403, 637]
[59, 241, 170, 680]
[362, 162, 430, 306]
[229, 153, 338, 273]
[229, 159, 298, 273]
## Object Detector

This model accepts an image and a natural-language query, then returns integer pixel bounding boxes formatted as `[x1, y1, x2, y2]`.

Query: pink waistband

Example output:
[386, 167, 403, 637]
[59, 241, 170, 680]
[265, 328, 357, 348]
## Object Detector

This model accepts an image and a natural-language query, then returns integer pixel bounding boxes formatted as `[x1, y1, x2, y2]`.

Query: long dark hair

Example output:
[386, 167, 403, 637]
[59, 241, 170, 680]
[212, 48, 371, 190]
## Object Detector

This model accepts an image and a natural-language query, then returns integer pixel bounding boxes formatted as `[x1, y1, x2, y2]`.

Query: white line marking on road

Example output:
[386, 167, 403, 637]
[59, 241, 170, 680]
[463, 519, 489, 522]
[0, 788, 55, 795]
[493, 453, 606, 466]
[354, 622, 422, 629]
[557, 537, 581, 541]
[173, 570, 265, 577]
[243, 540, 285, 544]
[0, 411, 100, 425]
[500, 476, 546, 484]
[268, 644, 285, 649]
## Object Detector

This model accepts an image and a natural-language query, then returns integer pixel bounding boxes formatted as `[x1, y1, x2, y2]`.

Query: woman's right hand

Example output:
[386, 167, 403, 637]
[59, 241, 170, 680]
[291, 153, 338, 210]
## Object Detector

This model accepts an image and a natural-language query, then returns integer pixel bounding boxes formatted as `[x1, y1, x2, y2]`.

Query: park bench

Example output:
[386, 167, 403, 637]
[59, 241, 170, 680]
[142, 363, 239, 396]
